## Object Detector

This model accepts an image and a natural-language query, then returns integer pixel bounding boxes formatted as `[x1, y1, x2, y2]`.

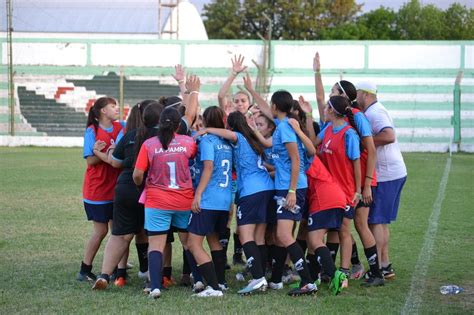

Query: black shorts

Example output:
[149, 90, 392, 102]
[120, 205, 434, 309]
[307, 208, 344, 231]
[112, 183, 144, 236]
[84, 202, 113, 223]
[188, 209, 228, 236]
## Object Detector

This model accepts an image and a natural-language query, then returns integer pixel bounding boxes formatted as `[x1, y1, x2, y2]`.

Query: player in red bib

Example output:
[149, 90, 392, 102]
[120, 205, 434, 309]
[133, 105, 198, 299]
[306, 156, 348, 295]
[77, 97, 123, 282]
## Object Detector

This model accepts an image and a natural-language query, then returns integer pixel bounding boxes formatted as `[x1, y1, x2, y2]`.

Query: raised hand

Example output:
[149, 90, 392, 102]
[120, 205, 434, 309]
[243, 72, 254, 92]
[185, 75, 201, 92]
[313, 52, 320, 73]
[298, 95, 312, 113]
[232, 54, 248, 74]
[172, 64, 186, 82]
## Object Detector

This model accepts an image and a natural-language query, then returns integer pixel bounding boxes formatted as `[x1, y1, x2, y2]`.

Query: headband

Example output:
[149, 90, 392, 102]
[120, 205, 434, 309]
[328, 99, 342, 116]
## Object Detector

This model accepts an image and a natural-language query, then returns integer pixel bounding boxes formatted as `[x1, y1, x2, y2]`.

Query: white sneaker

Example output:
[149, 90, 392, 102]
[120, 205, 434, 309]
[192, 281, 205, 293]
[269, 281, 283, 290]
[138, 271, 149, 280]
[238, 277, 268, 294]
[193, 286, 223, 297]
[149, 288, 161, 299]
[350, 263, 365, 280]
[218, 283, 229, 291]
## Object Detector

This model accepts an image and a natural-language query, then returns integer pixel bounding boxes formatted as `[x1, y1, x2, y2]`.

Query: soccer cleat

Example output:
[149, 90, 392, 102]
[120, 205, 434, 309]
[193, 286, 224, 297]
[149, 288, 161, 299]
[180, 274, 191, 287]
[268, 281, 284, 290]
[138, 270, 149, 280]
[143, 281, 151, 294]
[162, 276, 175, 289]
[76, 271, 97, 282]
[218, 283, 229, 291]
[238, 277, 268, 295]
[92, 277, 109, 290]
[361, 276, 385, 287]
[192, 281, 206, 293]
[114, 276, 126, 288]
[287, 283, 317, 296]
[382, 264, 396, 280]
[350, 263, 365, 280]
[329, 270, 347, 296]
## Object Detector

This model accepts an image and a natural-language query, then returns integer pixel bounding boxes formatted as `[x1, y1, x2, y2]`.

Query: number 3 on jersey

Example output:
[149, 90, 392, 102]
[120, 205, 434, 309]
[219, 159, 230, 188]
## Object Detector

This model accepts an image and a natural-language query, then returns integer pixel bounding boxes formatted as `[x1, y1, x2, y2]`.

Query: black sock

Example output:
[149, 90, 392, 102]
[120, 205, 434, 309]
[233, 233, 243, 256]
[267, 245, 274, 268]
[351, 242, 361, 265]
[287, 242, 313, 286]
[80, 261, 92, 273]
[242, 241, 264, 279]
[197, 261, 220, 290]
[364, 245, 383, 278]
[211, 249, 226, 284]
[219, 228, 231, 257]
[162, 266, 172, 278]
[315, 246, 336, 279]
[116, 268, 127, 279]
[184, 250, 202, 282]
[296, 238, 307, 256]
[99, 273, 110, 283]
[306, 253, 321, 282]
[182, 248, 191, 275]
[326, 242, 339, 262]
[270, 245, 287, 283]
[148, 251, 163, 290]
[258, 245, 268, 274]
[136, 243, 149, 273]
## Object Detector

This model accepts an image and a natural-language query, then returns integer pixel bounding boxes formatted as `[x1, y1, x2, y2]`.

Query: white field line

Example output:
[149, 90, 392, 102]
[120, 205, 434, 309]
[401, 157, 452, 315]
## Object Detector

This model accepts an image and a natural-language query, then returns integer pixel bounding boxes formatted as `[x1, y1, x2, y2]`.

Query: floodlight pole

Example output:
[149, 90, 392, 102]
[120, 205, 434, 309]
[7, 0, 14, 136]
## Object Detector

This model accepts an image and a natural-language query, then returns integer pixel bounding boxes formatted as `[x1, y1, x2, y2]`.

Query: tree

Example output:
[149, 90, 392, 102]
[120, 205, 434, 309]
[202, 0, 244, 39]
[356, 7, 398, 40]
[444, 3, 474, 40]
[396, 0, 446, 40]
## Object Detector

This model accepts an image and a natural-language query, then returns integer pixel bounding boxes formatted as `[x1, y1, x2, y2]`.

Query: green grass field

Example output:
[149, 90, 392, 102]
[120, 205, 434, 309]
[0, 148, 473, 314]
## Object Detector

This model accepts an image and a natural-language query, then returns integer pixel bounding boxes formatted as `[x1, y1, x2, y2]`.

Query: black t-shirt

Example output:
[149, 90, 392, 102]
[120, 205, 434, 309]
[112, 129, 137, 185]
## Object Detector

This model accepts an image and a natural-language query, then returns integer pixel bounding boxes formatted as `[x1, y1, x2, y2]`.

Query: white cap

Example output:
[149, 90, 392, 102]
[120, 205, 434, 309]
[356, 81, 377, 95]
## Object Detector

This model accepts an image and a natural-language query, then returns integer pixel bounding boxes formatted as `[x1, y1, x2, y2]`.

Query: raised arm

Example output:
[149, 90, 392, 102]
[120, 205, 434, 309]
[243, 72, 273, 120]
[298, 95, 318, 146]
[218, 54, 247, 110]
[314, 52, 326, 123]
[288, 118, 316, 157]
[199, 127, 238, 143]
[172, 64, 187, 100]
[182, 75, 200, 128]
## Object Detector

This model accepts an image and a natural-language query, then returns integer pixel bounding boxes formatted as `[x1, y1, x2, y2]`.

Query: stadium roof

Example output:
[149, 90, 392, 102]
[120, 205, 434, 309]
[0, 0, 208, 34]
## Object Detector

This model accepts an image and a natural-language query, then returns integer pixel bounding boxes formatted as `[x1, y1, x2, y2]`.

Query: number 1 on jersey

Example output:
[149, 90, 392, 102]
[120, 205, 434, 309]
[167, 162, 180, 189]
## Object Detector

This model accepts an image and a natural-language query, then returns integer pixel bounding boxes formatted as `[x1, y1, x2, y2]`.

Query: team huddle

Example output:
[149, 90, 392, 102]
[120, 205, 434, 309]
[77, 53, 407, 299]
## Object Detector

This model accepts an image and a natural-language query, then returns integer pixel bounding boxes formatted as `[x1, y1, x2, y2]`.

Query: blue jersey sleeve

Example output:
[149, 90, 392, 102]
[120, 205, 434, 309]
[83, 127, 96, 158]
[199, 137, 215, 162]
[317, 123, 330, 141]
[280, 122, 297, 144]
[115, 129, 125, 144]
[345, 129, 361, 161]
[354, 112, 372, 138]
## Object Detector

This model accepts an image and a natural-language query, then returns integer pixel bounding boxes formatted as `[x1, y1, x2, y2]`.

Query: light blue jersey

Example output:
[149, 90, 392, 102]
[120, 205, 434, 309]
[195, 134, 233, 211]
[264, 147, 274, 166]
[272, 117, 308, 190]
[232, 132, 274, 198]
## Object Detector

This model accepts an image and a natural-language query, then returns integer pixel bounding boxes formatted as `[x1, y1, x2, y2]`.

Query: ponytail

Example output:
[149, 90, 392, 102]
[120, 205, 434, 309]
[227, 111, 264, 157]
[158, 107, 181, 150]
[86, 97, 116, 131]
[134, 103, 164, 162]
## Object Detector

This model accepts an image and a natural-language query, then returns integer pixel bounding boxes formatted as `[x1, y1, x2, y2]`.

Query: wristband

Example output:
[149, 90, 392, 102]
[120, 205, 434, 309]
[177, 79, 185, 84]
[305, 112, 313, 117]
[365, 175, 373, 179]
[246, 110, 253, 117]
[314, 70, 320, 74]
[288, 189, 296, 194]
[189, 91, 199, 95]
[232, 71, 239, 76]
[356, 192, 363, 199]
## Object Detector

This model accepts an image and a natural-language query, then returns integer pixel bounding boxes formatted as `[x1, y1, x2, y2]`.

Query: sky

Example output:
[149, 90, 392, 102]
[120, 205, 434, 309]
[0, 0, 472, 33]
